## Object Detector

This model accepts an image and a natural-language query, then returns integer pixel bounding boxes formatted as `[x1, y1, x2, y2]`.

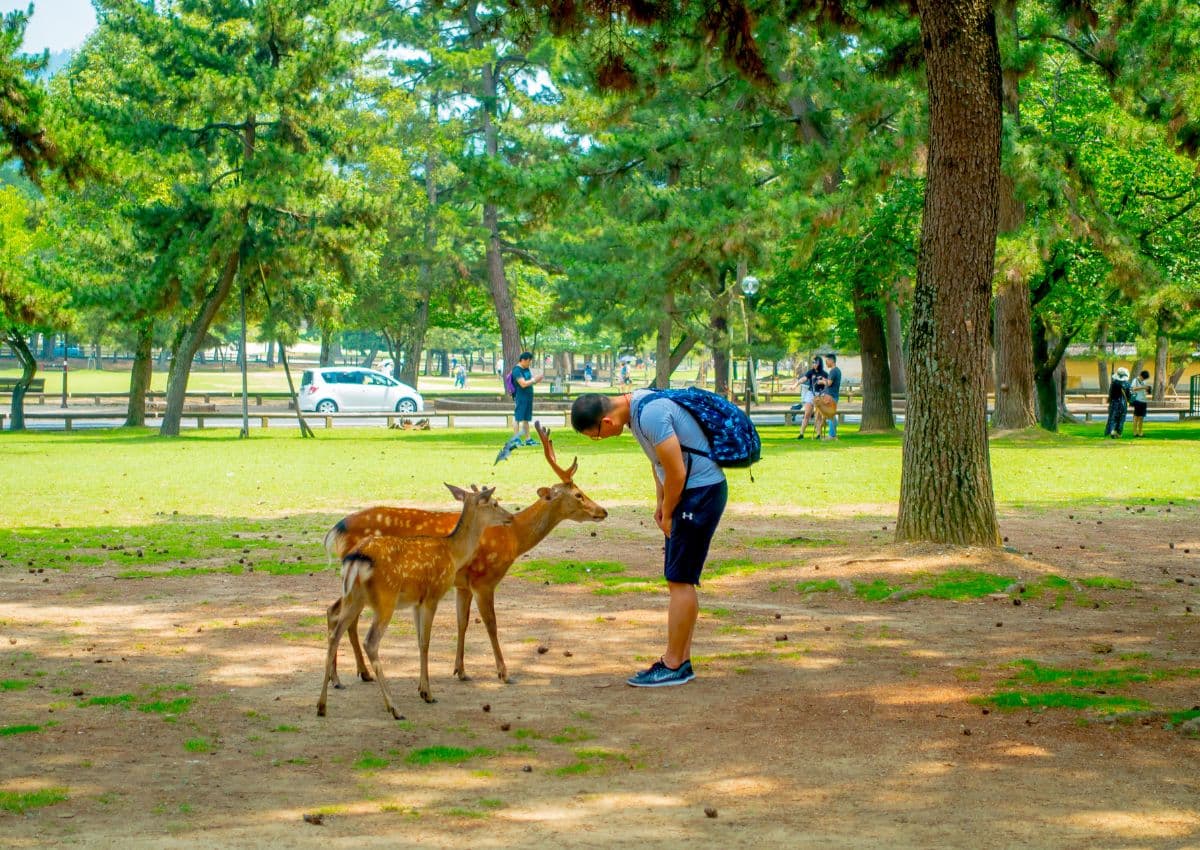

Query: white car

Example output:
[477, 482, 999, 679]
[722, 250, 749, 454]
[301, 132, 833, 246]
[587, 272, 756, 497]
[300, 367, 424, 414]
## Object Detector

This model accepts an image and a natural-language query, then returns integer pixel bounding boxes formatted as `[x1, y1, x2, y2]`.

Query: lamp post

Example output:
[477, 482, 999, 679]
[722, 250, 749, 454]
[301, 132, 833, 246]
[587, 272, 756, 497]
[741, 274, 760, 415]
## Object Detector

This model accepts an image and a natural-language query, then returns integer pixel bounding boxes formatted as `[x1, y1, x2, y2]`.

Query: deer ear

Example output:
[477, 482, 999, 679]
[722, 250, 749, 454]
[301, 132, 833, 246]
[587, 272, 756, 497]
[445, 483, 468, 502]
[537, 486, 552, 499]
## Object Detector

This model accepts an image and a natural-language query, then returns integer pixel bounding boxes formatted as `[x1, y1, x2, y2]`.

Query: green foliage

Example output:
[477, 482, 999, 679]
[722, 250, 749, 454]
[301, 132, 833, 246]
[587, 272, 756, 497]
[0, 724, 41, 736]
[980, 691, 1151, 713]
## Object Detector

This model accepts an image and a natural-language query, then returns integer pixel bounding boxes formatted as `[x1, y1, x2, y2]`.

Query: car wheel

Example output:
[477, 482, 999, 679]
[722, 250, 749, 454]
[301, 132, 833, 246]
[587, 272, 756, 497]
[395, 399, 418, 414]
[315, 399, 339, 414]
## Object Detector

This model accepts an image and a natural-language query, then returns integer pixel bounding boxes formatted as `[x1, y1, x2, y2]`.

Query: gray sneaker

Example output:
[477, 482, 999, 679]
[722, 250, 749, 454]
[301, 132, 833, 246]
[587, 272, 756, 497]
[626, 659, 695, 688]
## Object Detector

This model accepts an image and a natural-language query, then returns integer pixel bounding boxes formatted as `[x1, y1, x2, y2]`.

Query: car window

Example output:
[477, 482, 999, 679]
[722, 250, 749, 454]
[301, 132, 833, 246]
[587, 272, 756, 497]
[364, 373, 390, 386]
[319, 371, 340, 384]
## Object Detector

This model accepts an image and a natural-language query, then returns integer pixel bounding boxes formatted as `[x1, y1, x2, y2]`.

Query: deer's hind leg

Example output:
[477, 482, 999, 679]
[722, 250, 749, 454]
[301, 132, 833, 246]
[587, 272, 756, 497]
[474, 585, 509, 683]
[363, 596, 403, 720]
[318, 590, 367, 716]
[415, 599, 441, 703]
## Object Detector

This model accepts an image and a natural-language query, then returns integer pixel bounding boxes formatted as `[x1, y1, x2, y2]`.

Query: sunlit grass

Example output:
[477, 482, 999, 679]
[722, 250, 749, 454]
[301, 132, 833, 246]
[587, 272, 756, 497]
[0, 787, 68, 813]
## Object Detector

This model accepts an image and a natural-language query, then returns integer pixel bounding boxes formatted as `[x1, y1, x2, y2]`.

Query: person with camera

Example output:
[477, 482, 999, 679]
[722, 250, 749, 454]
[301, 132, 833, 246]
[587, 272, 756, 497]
[793, 354, 827, 440]
[813, 353, 842, 440]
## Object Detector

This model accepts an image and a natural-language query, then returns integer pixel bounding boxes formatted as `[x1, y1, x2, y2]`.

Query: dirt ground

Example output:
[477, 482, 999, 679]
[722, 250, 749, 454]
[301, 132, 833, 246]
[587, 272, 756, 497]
[2, 501, 1198, 849]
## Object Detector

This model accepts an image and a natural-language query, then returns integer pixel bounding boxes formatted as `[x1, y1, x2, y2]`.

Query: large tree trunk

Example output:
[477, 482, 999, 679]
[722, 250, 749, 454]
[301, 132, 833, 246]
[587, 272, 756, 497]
[161, 250, 241, 436]
[992, 274, 1036, 429]
[897, 0, 1002, 546]
[4, 331, 38, 430]
[468, 5, 520, 370]
[1095, 324, 1109, 391]
[1153, 331, 1168, 401]
[709, 273, 730, 398]
[990, 0, 1037, 432]
[654, 286, 675, 389]
[852, 281, 895, 432]
[1032, 315, 1073, 431]
[886, 295, 907, 394]
[125, 320, 153, 427]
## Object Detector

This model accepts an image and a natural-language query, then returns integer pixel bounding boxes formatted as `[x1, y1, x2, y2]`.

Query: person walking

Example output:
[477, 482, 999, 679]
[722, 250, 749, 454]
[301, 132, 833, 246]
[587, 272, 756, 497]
[570, 391, 728, 687]
[1130, 369, 1150, 438]
[1104, 366, 1131, 439]
[454, 363, 467, 389]
[818, 353, 843, 440]
[794, 354, 827, 440]
[510, 351, 542, 446]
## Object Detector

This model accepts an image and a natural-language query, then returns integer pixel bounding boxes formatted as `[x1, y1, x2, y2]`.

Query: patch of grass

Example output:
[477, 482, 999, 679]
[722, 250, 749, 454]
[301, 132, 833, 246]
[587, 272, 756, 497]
[118, 565, 243, 579]
[1006, 659, 1200, 689]
[354, 752, 390, 771]
[0, 724, 42, 736]
[705, 557, 794, 579]
[444, 806, 490, 819]
[1167, 709, 1200, 727]
[1079, 576, 1136, 590]
[79, 694, 135, 708]
[978, 690, 1151, 713]
[910, 570, 1012, 600]
[1, 679, 30, 691]
[184, 738, 213, 753]
[138, 697, 193, 715]
[513, 559, 660, 595]
[272, 725, 299, 733]
[0, 787, 68, 813]
[751, 535, 837, 548]
[795, 579, 840, 594]
[548, 726, 594, 744]
[853, 579, 899, 601]
[404, 746, 493, 766]
[506, 743, 536, 754]
[552, 747, 633, 776]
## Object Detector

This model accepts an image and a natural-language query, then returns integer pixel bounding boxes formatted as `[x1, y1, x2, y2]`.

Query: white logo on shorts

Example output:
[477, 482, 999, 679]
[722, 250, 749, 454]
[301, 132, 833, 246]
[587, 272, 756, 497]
[681, 512, 695, 521]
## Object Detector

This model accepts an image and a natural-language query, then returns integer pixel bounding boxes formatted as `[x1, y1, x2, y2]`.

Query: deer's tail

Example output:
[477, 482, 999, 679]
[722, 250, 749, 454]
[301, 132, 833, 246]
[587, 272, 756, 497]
[340, 553, 373, 600]
[324, 518, 350, 567]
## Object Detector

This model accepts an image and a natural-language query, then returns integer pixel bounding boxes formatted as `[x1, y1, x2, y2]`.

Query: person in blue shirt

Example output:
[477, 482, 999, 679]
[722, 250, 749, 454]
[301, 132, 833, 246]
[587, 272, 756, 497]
[510, 351, 542, 446]
[570, 391, 727, 688]
[815, 353, 842, 440]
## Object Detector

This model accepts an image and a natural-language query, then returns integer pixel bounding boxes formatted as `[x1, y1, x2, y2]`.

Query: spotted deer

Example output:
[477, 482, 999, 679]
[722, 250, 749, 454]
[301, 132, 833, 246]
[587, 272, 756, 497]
[323, 422, 607, 686]
[317, 484, 514, 719]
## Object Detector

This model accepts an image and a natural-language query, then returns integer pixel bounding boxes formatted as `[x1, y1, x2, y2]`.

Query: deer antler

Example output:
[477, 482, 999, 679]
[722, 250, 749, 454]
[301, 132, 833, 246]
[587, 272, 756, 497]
[534, 420, 577, 483]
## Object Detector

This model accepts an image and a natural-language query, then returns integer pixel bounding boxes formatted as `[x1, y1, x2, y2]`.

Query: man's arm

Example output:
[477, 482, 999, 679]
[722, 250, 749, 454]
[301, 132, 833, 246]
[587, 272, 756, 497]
[653, 434, 687, 536]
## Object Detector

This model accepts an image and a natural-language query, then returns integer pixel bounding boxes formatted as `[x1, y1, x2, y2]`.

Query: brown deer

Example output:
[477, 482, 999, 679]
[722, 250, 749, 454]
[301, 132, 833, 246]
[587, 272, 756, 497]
[323, 422, 607, 686]
[317, 484, 514, 719]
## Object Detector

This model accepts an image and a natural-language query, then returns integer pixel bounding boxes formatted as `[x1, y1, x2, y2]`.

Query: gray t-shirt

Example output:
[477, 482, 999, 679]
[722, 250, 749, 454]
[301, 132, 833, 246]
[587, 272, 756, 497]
[629, 390, 726, 490]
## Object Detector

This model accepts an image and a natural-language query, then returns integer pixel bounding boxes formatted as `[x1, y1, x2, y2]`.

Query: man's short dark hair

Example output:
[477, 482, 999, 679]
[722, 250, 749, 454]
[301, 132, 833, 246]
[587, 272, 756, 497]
[825, 352, 837, 362]
[571, 393, 614, 432]
[518, 351, 533, 362]
[1139, 370, 1150, 379]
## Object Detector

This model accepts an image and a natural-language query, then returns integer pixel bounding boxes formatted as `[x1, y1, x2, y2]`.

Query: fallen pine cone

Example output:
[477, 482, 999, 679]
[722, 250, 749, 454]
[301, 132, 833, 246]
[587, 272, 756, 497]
[704, 807, 718, 818]
[303, 813, 325, 825]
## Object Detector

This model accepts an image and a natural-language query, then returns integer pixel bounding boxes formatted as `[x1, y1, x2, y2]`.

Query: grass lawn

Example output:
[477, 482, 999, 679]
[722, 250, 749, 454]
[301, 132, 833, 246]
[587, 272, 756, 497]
[0, 422, 1196, 529]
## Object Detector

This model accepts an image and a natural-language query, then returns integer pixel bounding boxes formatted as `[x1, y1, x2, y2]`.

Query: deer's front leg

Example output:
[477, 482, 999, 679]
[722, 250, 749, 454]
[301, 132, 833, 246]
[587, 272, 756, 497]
[453, 586, 473, 681]
[415, 600, 439, 703]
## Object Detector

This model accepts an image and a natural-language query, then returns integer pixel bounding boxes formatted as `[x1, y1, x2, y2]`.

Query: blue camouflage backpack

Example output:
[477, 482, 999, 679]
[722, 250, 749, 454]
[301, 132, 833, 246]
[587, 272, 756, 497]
[635, 387, 762, 472]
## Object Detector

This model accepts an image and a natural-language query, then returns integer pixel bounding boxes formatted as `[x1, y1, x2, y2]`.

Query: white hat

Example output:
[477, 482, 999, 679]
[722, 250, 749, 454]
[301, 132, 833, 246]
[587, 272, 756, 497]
[1115, 367, 1130, 380]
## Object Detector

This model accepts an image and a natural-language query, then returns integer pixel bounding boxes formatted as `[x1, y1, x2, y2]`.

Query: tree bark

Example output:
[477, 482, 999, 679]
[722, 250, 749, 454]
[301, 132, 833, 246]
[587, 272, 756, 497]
[160, 249, 241, 436]
[852, 281, 895, 432]
[4, 331, 38, 430]
[709, 273, 730, 397]
[1153, 332, 1168, 401]
[897, 0, 1002, 546]
[654, 286, 675, 389]
[467, 4, 520, 370]
[886, 296, 907, 394]
[125, 320, 153, 427]
[319, 326, 335, 366]
[992, 272, 1036, 429]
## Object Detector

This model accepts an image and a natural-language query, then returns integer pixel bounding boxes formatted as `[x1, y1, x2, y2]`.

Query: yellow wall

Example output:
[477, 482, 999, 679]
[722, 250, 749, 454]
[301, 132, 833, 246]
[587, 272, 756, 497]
[1065, 357, 1200, 390]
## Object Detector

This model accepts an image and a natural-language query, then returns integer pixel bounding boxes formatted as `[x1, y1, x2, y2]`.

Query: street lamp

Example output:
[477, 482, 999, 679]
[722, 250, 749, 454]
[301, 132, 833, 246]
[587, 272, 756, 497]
[740, 275, 760, 415]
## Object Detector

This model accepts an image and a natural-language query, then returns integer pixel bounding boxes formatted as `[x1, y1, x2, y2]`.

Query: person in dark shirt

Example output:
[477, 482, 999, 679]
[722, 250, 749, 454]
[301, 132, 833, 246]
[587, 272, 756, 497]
[816, 353, 843, 440]
[510, 351, 542, 446]
[1104, 366, 1131, 439]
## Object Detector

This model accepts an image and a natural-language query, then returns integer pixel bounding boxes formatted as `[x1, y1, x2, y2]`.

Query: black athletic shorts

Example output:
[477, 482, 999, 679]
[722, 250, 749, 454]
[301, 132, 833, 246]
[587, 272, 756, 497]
[1131, 400, 1148, 417]
[664, 480, 728, 585]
